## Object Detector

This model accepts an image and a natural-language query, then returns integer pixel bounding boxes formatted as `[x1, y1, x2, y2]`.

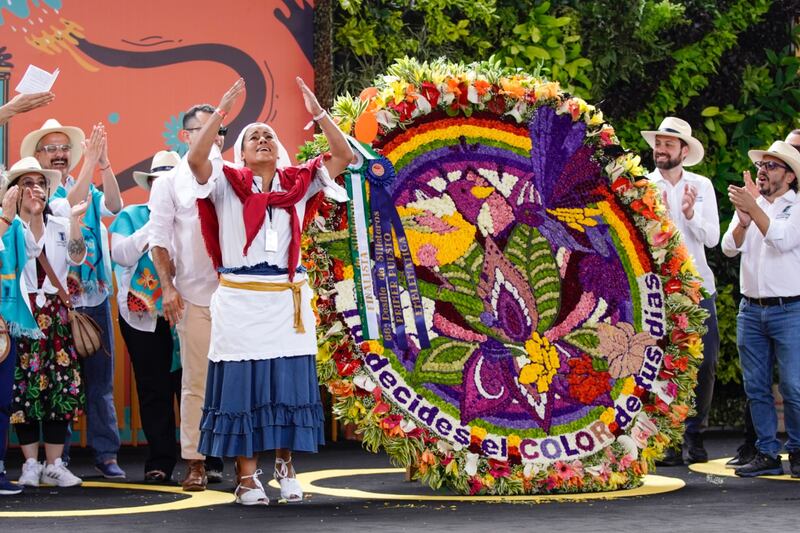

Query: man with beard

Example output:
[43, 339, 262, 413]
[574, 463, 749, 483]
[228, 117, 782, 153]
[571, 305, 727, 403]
[20, 120, 125, 479]
[723, 141, 800, 478]
[641, 117, 720, 466]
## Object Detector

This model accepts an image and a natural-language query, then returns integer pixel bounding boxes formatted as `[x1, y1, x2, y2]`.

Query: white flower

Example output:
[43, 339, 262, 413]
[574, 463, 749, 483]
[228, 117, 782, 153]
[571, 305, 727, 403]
[400, 419, 417, 433]
[376, 109, 398, 129]
[616, 435, 639, 460]
[437, 440, 453, 454]
[353, 374, 377, 392]
[464, 452, 479, 476]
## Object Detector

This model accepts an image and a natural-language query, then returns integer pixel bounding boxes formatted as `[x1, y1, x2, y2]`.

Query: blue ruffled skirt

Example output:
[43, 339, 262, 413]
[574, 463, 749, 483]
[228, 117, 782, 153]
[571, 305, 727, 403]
[197, 354, 325, 457]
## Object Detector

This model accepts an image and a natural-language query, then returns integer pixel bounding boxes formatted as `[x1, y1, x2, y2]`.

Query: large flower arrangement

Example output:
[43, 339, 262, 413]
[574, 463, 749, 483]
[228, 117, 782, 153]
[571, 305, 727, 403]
[301, 58, 707, 495]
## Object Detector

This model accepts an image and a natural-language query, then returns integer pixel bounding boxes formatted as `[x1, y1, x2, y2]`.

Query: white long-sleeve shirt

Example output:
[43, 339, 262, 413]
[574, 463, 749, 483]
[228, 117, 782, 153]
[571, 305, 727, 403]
[148, 160, 219, 307]
[722, 190, 800, 298]
[648, 169, 719, 294]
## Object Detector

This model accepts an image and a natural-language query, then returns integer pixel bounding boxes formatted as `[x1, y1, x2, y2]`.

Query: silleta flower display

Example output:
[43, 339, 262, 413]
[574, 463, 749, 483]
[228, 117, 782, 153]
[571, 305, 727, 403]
[302, 58, 707, 495]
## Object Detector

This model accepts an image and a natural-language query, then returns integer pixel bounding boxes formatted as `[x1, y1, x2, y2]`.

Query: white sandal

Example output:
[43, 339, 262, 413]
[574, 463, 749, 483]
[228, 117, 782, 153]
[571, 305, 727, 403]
[274, 458, 303, 502]
[235, 469, 270, 506]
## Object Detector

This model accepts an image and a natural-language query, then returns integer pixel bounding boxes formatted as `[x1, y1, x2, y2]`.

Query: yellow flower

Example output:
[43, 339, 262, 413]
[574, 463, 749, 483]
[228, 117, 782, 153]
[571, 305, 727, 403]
[482, 473, 496, 489]
[680, 259, 700, 277]
[686, 336, 704, 359]
[342, 265, 354, 279]
[599, 408, 616, 426]
[546, 207, 601, 233]
[37, 314, 52, 330]
[519, 332, 561, 393]
[56, 349, 70, 367]
[642, 446, 659, 462]
[621, 377, 636, 396]
[446, 459, 459, 475]
[471, 426, 488, 440]
[470, 186, 494, 199]
[508, 434, 522, 448]
[609, 471, 628, 487]
[317, 343, 332, 363]
[347, 400, 366, 419]
[365, 340, 384, 355]
[396, 205, 477, 266]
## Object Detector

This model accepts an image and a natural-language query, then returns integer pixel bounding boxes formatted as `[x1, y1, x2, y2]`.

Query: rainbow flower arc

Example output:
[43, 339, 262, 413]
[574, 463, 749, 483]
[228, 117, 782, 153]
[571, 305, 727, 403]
[303, 59, 707, 495]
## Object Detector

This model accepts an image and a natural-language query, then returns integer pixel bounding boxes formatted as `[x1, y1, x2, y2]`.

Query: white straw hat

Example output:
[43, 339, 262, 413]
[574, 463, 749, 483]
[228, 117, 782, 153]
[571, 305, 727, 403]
[641, 116, 705, 167]
[132, 150, 181, 191]
[19, 118, 85, 171]
[748, 140, 800, 178]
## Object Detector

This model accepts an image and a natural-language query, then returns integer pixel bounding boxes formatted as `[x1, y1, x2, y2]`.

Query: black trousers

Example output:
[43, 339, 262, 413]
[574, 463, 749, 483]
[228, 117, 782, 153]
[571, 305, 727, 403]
[120, 314, 181, 476]
[15, 419, 70, 445]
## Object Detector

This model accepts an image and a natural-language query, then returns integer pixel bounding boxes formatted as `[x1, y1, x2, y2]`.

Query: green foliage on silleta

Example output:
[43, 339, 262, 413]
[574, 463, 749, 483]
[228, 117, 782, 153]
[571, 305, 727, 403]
[327, 0, 799, 405]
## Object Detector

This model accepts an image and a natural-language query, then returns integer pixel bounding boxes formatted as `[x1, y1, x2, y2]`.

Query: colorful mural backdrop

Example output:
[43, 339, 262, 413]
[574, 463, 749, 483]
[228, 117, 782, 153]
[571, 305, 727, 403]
[1, 0, 314, 205]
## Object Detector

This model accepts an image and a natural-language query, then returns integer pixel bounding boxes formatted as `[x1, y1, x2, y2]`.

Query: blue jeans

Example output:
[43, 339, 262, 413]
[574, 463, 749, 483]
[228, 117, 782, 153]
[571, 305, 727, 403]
[737, 298, 800, 455]
[0, 343, 16, 473]
[63, 299, 121, 463]
[685, 295, 719, 436]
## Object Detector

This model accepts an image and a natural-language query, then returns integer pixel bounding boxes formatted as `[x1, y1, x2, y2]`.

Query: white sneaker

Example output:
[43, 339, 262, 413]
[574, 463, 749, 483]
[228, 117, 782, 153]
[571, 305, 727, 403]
[41, 458, 82, 487]
[18, 458, 43, 487]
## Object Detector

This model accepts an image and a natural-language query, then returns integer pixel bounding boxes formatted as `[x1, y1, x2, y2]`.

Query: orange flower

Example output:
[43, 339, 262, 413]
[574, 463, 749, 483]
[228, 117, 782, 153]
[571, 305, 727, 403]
[473, 79, 491, 96]
[499, 78, 526, 98]
[328, 380, 354, 398]
[445, 78, 463, 96]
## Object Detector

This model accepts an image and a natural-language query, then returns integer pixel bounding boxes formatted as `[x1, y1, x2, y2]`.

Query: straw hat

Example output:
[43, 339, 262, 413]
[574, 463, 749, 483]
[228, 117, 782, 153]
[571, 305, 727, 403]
[0, 157, 62, 201]
[748, 140, 800, 178]
[19, 118, 85, 171]
[132, 150, 181, 191]
[641, 116, 705, 167]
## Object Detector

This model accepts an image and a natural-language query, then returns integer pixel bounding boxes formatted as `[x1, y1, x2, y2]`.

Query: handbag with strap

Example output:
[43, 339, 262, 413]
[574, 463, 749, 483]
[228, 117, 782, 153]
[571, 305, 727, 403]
[36, 251, 106, 358]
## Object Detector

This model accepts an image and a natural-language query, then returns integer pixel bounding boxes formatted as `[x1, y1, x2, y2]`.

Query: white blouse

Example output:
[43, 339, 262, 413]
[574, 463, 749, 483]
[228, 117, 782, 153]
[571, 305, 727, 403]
[179, 148, 348, 362]
[22, 215, 87, 307]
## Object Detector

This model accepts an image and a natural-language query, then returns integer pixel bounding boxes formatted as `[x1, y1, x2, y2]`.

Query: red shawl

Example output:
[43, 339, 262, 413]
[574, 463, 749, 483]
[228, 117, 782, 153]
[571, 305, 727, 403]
[197, 155, 326, 281]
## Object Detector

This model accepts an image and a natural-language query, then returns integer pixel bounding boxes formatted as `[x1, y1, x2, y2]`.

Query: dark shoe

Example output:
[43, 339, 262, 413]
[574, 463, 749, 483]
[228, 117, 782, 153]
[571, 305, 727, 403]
[655, 447, 684, 467]
[95, 460, 127, 479]
[734, 452, 784, 477]
[206, 468, 223, 484]
[181, 460, 207, 491]
[0, 471, 23, 496]
[144, 470, 172, 484]
[726, 442, 757, 468]
[789, 451, 800, 479]
[685, 433, 708, 464]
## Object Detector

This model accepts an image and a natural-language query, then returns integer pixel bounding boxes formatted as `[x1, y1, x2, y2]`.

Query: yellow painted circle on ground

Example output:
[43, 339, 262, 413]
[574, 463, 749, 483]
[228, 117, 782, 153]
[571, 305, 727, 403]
[0, 481, 235, 518]
[267, 468, 684, 502]
[688, 455, 798, 481]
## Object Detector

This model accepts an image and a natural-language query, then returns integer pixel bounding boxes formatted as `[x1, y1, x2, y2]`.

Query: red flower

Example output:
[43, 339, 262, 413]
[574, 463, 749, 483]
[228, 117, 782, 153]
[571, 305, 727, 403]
[335, 358, 362, 376]
[389, 100, 416, 121]
[468, 476, 484, 495]
[611, 177, 632, 194]
[488, 458, 511, 478]
[487, 92, 507, 114]
[566, 355, 612, 404]
[420, 82, 440, 107]
[664, 278, 683, 294]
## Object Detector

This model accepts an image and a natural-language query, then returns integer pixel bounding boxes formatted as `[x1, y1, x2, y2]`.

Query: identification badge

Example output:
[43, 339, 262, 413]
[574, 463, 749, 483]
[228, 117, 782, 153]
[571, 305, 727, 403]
[265, 228, 279, 252]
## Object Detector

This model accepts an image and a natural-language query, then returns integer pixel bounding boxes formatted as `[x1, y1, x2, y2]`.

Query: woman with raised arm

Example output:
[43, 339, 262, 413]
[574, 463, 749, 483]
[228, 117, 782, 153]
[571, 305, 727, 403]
[5, 157, 88, 489]
[184, 77, 352, 506]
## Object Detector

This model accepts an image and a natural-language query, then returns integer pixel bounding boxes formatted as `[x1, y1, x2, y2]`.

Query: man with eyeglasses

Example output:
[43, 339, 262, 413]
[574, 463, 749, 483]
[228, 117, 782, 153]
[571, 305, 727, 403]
[20, 119, 125, 479]
[148, 104, 226, 491]
[727, 129, 800, 469]
[641, 117, 720, 466]
[723, 140, 800, 478]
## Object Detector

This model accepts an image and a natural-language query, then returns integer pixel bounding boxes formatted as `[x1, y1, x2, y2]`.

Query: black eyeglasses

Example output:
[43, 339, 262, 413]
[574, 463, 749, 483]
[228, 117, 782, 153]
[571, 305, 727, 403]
[184, 126, 228, 136]
[755, 160, 790, 171]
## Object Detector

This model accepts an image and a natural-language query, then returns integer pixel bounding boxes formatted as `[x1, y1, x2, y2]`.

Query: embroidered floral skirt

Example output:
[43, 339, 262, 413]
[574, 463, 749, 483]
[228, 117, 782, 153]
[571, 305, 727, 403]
[10, 294, 85, 423]
[198, 354, 325, 458]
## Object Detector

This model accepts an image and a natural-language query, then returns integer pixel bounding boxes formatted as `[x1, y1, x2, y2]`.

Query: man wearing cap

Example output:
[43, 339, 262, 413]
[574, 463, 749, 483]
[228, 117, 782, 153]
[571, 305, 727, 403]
[20, 120, 125, 478]
[110, 151, 182, 483]
[148, 105, 226, 491]
[641, 117, 720, 465]
[723, 141, 800, 478]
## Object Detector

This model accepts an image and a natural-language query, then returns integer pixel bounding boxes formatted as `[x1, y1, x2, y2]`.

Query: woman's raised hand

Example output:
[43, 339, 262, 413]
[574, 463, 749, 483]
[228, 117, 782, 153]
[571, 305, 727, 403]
[219, 78, 245, 115]
[296, 77, 324, 117]
[2, 185, 20, 219]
